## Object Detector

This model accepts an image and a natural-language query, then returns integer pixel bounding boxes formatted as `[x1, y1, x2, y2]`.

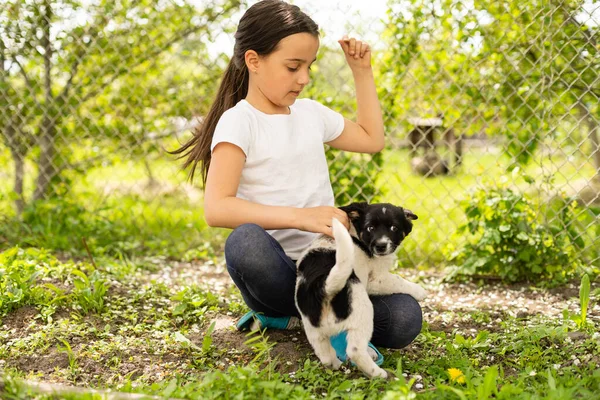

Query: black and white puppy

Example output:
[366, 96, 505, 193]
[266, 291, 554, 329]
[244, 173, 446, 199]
[294, 202, 427, 378]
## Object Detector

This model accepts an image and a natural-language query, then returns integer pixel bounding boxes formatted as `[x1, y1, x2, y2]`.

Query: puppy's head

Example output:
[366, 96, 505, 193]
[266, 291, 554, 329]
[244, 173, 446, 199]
[339, 202, 418, 257]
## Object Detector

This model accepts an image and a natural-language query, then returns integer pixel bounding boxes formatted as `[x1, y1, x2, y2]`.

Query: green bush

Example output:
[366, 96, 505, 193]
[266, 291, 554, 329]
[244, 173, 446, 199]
[0, 193, 215, 259]
[445, 180, 582, 284]
[0, 197, 123, 255]
[0, 246, 113, 319]
[0, 247, 68, 318]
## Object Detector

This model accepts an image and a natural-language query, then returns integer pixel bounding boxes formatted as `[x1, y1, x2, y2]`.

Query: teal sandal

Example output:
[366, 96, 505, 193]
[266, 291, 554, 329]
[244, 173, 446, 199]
[236, 311, 298, 331]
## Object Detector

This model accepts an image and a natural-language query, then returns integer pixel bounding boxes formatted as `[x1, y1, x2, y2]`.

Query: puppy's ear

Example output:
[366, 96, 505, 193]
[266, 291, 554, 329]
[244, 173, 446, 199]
[404, 208, 418, 220]
[339, 202, 368, 220]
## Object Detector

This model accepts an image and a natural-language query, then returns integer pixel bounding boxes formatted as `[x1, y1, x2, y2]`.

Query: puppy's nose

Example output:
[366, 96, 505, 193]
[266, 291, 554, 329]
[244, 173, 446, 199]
[374, 244, 388, 253]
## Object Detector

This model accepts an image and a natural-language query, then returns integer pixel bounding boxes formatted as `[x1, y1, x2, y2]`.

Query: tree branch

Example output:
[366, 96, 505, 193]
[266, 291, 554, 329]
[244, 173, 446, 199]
[56, 0, 143, 104]
[76, 1, 238, 105]
[11, 56, 35, 94]
[79, 25, 207, 104]
[570, 83, 600, 97]
[566, 14, 597, 47]
[41, 1, 53, 105]
[55, 154, 106, 175]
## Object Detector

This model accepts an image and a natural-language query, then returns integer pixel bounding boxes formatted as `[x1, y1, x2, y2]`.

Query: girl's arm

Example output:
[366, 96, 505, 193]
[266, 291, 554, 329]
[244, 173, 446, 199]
[204, 142, 348, 235]
[325, 37, 385, 154]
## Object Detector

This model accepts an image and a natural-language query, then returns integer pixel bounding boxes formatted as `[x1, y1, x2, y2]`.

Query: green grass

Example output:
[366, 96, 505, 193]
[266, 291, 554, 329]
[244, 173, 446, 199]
[0, 147, 228, 260]
[1, 145, 597, 269]
[1, 246, 599, 399]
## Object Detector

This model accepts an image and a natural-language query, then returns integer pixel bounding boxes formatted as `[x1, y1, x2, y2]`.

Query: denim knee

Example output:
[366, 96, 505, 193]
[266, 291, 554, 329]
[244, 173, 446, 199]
[225, 223, 269, 274]
[225, 223, 264, 254]
[372, 294, 423, 349]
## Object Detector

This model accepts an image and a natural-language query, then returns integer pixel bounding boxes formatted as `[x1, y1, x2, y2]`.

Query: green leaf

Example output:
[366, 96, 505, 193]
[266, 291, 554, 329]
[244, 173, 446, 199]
[42, 283, 63, 294]
[579, 274, 590, 327]
[173, 303, 187, 316]
[438, 384, 467, 400]
[202, 321, 216, 353]
[516, 232, 529, 241]
[161, 379, 178, 398]
[547, 369, 556, 391]
[71, 269, 90, 285]
[478, 365, 498, 399]
[336, 380, 353, 391]
[173, 331, 191, 345]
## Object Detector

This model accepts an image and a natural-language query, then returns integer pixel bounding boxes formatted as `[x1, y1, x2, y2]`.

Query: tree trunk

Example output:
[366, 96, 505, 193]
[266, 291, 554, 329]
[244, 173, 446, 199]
[144, 158, 157, 188]
[1, 37, 27, 214]
[12, 154, 25, 214]
[3, 121, 27, 214]
[33, 117, 57, 201]
[33, 0, 57, 201]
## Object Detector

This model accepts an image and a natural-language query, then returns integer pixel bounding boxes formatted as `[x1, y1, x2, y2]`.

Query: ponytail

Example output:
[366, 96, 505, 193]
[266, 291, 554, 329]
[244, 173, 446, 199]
[169, 60, 249, 187]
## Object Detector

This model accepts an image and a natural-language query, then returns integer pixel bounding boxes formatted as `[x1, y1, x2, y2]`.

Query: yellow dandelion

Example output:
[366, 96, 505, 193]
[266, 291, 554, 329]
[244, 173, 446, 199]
[447, 368, 466, 384]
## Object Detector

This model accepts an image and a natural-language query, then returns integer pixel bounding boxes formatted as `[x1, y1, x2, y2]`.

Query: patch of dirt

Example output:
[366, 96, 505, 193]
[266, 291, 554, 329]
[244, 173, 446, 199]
[195, 316, 314, 374]
[76, 358, 108, 380]
[401, 269, 600, 319]
[155, 263, 598, 324]
[14, 349, 70, 374]
[139, 259, 233, 294]
[425, 315, 501, 334]
[3, 262, 598, 389]
[1, 306, 39, 334]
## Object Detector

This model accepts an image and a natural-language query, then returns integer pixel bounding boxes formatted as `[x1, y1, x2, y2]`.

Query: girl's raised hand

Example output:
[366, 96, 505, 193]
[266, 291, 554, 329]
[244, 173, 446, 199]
[337, 35, 372, 71]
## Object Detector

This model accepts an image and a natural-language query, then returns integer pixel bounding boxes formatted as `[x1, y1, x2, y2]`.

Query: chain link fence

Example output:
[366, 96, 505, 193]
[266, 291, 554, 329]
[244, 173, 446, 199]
[1, 0, 599, 272]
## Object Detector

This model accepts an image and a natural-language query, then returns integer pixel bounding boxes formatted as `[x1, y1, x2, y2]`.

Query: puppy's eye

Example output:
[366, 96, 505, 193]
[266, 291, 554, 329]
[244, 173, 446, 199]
[366, 226, 374, 232]
[390, 225, 398, 232]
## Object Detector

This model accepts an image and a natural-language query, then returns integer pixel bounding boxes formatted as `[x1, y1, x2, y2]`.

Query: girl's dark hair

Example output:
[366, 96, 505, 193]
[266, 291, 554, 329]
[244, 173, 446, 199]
[170, 0, 319, 186]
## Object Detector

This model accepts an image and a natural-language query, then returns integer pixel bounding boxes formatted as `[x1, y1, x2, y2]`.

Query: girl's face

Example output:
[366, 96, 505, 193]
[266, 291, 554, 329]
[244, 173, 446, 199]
[248, 33, 319, 113]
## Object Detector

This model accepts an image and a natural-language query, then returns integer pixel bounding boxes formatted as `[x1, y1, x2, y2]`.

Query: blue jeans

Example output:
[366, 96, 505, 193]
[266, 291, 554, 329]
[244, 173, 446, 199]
[224, 223, 423, 349]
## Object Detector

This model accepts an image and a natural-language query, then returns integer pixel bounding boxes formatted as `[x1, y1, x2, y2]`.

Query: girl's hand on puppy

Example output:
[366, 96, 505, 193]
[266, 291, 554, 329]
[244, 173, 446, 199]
[298, 206, 350, 237]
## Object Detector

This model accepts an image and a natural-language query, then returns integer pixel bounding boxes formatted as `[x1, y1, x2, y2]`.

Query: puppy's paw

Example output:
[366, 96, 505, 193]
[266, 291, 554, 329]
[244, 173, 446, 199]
[370, 367, 388, 379]
[323, 357, 343, 370]
[330, 358, 343, 370]
[408, 283, 428, 301]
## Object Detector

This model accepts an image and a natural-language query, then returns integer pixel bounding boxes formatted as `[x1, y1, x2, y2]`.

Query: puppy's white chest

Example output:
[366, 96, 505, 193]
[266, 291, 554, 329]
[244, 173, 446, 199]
[354, 252, 394, 278]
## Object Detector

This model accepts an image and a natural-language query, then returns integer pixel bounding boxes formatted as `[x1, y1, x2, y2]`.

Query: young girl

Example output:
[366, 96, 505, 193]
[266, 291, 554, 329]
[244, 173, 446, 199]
[172, 0, 422, 364]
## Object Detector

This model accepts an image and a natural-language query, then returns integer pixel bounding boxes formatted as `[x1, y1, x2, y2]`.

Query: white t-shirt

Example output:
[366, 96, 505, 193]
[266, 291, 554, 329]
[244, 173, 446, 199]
[210, 98, 345, 259]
